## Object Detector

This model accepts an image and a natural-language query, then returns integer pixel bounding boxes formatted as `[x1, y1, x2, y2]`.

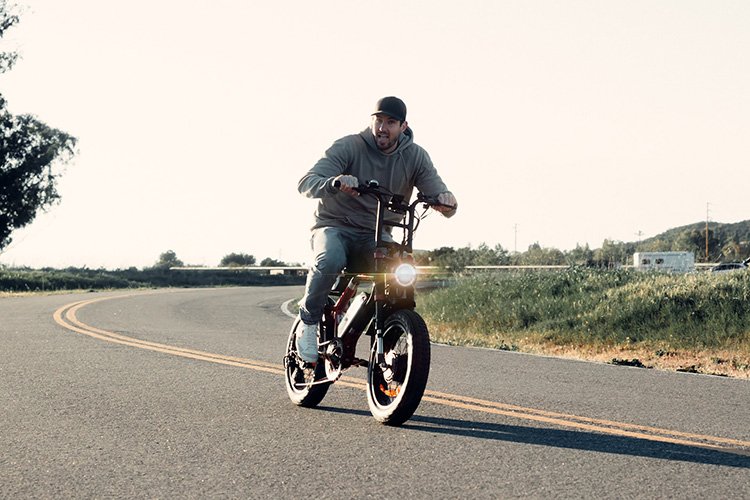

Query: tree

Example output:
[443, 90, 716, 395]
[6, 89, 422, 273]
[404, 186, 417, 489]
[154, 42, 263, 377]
[472, 243, 510, 266]
[0, 4, 77, 250]
[220, 252, 255, 267]
[593, 239, 631, 268]
[565, 243, 594, 266]
[260, 257, 286, 266]
[421, 246, 474, 271]
[673, 228, 720, 262]
[640, 238, 671, 252]
[721, 240, 742, 262]
[518, 242, 566, 266]
[153, 250, 183, 270]
[1, 3, 19, 74]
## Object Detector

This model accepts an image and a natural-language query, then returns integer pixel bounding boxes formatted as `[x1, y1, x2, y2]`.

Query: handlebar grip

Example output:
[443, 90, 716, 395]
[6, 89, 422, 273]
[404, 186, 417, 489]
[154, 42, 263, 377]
[417, 194, 456, 210]
[333, 178, 377, 193]
[333, 179, 361, 194]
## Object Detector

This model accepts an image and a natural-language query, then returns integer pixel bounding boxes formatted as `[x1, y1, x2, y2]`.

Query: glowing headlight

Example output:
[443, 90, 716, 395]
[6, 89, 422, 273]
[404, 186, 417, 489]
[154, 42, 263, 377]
[393, 263, 418, 287]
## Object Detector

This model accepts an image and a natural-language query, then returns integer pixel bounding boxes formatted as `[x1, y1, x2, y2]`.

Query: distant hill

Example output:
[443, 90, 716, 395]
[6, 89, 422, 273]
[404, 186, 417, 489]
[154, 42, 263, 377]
[644, 220, 750, 244]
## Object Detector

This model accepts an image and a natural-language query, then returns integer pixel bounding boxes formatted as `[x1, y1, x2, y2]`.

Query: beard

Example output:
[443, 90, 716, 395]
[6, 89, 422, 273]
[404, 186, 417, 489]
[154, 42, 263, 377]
[375, 132, 398, 152]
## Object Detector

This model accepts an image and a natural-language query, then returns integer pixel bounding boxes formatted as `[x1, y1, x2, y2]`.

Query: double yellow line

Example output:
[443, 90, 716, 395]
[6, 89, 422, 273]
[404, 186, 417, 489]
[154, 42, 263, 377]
[53, 294, 284, 377]
[54, 293, 750, 451]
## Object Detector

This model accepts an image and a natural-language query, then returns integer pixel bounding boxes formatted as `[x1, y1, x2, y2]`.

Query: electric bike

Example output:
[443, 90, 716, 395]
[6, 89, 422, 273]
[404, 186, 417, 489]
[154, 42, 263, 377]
[283, 180, 453, 426]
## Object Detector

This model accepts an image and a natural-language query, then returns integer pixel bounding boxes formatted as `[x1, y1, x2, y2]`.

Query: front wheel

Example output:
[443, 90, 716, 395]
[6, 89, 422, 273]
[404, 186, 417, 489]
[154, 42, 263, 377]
[366, 309, 431, 426]
[284, 317, 331, 407]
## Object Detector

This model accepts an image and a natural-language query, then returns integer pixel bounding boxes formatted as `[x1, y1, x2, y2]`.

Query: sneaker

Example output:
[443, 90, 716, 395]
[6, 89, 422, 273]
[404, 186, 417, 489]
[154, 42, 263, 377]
[296, 322, 319, 363]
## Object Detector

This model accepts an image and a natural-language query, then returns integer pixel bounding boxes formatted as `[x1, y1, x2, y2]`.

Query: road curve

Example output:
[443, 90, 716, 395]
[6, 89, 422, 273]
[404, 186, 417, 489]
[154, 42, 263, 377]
[2, 287, 749, 498]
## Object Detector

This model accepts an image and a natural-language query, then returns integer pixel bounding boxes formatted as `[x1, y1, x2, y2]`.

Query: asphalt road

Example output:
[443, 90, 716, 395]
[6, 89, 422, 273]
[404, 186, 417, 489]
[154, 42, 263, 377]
[2, 287, 749, 498]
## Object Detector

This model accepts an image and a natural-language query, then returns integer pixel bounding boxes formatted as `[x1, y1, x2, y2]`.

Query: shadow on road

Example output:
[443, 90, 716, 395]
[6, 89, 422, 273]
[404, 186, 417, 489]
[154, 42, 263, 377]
[316, 406, 750, 469]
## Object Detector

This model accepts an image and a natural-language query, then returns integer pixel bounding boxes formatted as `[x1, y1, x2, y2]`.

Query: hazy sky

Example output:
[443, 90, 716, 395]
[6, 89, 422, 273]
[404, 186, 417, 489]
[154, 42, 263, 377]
[1, 0, 748, 269]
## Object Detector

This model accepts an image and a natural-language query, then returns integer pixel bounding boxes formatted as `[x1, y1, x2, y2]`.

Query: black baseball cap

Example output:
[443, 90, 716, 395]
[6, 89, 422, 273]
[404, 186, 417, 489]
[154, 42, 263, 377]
[372, 96, 407, 122]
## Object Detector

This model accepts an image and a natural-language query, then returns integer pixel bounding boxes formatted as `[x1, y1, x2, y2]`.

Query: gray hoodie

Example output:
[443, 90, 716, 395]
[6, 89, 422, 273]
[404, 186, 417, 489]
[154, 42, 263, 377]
[298, 127, 456, 231]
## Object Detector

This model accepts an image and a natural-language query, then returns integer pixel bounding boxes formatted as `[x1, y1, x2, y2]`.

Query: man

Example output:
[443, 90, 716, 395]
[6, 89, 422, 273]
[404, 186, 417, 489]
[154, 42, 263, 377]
[296, 96, 457, 363]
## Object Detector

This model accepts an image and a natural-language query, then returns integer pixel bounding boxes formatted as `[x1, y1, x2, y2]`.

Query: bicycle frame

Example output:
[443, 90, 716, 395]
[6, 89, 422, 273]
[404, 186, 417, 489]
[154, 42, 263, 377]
[319, 182, 425, 373]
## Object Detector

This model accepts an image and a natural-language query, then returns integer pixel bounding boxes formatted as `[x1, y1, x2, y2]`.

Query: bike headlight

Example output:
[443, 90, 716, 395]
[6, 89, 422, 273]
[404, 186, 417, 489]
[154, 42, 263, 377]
[393, 263, 418, 287]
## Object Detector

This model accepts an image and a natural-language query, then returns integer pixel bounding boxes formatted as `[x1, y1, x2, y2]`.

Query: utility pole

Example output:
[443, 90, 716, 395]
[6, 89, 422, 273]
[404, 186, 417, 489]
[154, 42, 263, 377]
[513, 223, 518, 254]
[705, 202, 710, 262]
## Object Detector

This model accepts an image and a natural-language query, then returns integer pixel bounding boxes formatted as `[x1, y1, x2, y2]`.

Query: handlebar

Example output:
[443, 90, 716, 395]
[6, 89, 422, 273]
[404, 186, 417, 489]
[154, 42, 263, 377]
[333, 179, 456, 210]
[416, 192, 458, 211]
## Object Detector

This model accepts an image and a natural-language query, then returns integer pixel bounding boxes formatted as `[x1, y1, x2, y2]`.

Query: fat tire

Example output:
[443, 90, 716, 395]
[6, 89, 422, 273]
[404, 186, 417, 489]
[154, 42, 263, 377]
[366, 309, 430, 426]
[284, 317, 331, 407]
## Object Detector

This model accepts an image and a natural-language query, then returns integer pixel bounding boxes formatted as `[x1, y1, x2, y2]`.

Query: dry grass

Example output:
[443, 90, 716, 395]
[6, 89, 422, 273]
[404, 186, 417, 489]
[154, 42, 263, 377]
[527, 342, 750, 379]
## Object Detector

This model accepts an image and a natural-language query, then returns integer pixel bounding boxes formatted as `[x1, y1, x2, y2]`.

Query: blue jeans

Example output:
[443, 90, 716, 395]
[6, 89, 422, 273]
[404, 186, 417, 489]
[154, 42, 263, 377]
[299, 226, 389, 325]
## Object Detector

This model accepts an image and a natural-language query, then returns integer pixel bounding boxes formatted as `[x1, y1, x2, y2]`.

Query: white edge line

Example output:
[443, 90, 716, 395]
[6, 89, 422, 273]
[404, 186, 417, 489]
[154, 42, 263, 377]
[281, 298, 297, 319]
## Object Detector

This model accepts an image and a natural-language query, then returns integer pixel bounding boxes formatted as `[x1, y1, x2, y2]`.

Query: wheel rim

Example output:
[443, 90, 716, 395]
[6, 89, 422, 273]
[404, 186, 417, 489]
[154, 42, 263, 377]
[370, 324, 412, 407]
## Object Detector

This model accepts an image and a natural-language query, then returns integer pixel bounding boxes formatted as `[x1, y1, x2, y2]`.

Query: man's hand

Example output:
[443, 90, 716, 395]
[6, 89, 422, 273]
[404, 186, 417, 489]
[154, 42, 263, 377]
[432, 192, 457, 215]
[334, 175, 359, 196]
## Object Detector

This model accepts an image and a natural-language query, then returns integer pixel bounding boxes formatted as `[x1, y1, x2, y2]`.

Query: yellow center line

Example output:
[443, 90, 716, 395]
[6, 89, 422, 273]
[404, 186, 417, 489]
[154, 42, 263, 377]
[422, 390, 750, 449]
[53, 293, 750, 451]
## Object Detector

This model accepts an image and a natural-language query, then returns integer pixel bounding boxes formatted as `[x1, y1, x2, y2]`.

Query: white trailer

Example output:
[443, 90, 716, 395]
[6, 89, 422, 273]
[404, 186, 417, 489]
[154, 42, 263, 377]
[633, 252, 695, 273]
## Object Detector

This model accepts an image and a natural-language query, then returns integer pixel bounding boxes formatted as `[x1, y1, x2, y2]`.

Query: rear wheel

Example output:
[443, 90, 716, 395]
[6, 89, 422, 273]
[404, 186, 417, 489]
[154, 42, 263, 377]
[284, 317, 331, 407]
[366, 309, 430, 426]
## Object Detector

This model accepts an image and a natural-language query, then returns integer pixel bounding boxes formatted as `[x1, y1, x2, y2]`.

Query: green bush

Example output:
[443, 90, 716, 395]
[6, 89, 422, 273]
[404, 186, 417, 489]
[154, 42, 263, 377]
[419, 268, 750, 350]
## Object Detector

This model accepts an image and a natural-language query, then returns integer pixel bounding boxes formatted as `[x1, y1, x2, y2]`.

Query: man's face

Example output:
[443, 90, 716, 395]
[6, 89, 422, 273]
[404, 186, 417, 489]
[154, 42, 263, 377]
[371, 113, 407, 153]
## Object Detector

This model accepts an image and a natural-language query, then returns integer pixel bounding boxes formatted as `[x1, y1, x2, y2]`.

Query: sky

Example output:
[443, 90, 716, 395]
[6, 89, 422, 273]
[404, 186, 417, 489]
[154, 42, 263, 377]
[0, 0, 748, 269]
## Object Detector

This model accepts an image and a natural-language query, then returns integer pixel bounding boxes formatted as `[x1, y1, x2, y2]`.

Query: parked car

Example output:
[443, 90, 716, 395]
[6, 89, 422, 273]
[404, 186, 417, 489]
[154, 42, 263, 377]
[711, 257, 750, 273]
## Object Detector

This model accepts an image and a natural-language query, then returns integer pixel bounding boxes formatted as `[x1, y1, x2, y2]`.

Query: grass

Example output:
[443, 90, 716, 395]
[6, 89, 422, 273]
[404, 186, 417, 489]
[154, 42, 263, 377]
[418, 268, 750, 378]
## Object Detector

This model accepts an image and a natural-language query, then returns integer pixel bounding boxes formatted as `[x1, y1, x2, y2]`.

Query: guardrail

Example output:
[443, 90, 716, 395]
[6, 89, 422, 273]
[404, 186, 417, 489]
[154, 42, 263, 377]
[170, 265, 580, 274]
[172, 266, 308, 271]
[171, 263, 721, 274]
[170, 265, 568, 272]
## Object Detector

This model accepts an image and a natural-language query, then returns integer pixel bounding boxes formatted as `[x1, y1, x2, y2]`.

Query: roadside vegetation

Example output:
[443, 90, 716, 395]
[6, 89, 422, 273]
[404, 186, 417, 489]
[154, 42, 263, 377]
[0, 265, 304, 294]
[4, 243, 750, 378]
[0, 250, 305, 294]
[419, 268, 750, 378]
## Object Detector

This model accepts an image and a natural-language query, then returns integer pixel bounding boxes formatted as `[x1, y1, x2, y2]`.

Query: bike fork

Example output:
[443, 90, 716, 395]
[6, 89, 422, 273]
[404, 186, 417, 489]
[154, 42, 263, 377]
[374, 294, 386, 368]
[373, 243, 388, 369]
